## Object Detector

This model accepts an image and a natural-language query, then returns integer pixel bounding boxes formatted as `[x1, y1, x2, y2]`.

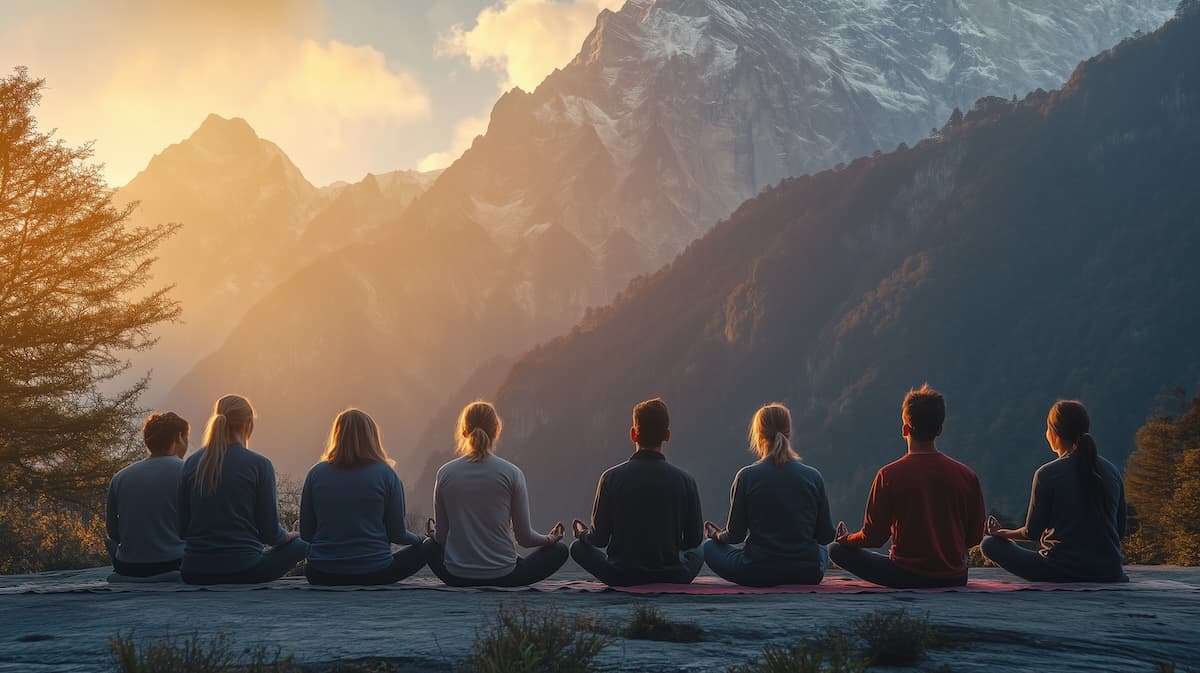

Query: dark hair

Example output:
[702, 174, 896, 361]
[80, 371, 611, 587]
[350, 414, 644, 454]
[902, 384, 945, 442]
[1048, 400, 1108, 511]
[633, 398, 670, 448]
[143, 412, 189, 455]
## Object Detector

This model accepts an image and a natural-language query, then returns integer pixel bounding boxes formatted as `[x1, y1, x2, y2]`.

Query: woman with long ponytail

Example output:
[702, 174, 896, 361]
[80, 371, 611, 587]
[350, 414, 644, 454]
[982, 400, 1129, 582]
[423, 401, 568, 587]
[179, 394, 308, 584]
[702, 403, 836, 586]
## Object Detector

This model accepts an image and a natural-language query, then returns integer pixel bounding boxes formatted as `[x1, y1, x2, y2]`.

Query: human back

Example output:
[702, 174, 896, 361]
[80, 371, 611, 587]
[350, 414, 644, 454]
[1028, 453, 1125, 578]
[733, 459, 832, 564]
[595, 454, 701, 571]
[435, 453, 531, 577]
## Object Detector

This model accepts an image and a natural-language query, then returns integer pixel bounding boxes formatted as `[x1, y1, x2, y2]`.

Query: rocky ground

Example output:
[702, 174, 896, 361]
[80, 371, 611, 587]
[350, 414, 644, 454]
[2, 566, 1197, 673]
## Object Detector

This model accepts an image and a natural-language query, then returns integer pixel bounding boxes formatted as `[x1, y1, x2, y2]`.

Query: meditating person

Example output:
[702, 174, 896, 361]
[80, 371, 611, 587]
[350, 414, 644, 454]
[178, 394, 307, 585]
[981, 400, 1128, 582]
[423, 401, 567, 587]
[300, 409, 426, 586]
[105, 412, 190, 578]
[702, 403, 835, 586]
[570, 398, 705, 586]
[829, 384, 986, 588]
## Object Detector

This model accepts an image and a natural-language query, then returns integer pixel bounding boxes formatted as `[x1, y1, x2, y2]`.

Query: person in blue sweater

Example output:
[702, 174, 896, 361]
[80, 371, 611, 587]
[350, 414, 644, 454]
[300, 408, 427, 586]
[702, 403, 836, 586]
[179, 394, 307, 585]
[981, 400, 1129, 582]
[106, 411, 190, 578]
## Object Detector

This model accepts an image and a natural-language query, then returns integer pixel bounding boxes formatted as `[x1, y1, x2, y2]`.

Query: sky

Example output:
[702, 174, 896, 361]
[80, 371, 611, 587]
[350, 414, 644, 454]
[0, 0, 623, 187]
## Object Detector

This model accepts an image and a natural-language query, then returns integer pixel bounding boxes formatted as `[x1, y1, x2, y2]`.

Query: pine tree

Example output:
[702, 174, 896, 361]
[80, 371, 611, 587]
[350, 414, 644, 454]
[0, 68, 178, 507]
[1165, 450, 1200, 565]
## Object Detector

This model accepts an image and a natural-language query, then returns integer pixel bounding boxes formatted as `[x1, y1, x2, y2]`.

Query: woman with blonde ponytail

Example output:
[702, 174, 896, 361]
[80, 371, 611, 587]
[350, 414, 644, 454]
[982, 400, 1129, 582]
[179, 394, 308, 585]
[423, 401, 569, 587]
[300, 409, 426, 586]
[702, 403, 836, 586]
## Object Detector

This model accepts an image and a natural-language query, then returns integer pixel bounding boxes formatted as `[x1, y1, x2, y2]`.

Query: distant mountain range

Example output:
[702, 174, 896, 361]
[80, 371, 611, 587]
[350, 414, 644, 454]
[154, 0, 1172, 481]
[475, 7, 1200, 525]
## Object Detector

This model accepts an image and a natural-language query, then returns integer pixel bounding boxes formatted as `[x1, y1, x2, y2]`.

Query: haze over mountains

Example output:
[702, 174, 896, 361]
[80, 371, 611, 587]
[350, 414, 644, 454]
[130, 0, 1174, 483]
[483, 6, 1200, 524]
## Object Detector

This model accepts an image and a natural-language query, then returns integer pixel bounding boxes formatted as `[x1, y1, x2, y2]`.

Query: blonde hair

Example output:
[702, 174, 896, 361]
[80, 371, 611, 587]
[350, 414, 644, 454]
[749, 403, 799, 465]
[322, 408, 393, 468]
[456, 401, 501, 462]
[195, 394, 255, 494]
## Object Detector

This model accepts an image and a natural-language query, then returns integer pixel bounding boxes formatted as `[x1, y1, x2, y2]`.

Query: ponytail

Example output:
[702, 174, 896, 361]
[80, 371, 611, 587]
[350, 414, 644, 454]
[196, 394, 255, 494]
[1048, 400, 1109, 512]
[456, 401, 502, 462]
[749, 403, 799, 465]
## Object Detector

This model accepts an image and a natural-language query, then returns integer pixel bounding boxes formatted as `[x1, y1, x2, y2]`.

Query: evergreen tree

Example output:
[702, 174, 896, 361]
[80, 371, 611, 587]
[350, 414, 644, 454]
[1124, 395, 1200, 564]
[0, 68, 178, 507]
[1165, 450, 1200, 565]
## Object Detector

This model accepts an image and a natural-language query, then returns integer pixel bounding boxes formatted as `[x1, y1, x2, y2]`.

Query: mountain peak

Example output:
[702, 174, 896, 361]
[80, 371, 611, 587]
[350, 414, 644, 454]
[188, 113, 260, 150]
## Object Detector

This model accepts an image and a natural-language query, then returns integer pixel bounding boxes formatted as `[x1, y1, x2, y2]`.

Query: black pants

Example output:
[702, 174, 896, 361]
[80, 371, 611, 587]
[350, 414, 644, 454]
[828, 542, 966, 589]
[702, 539, 824, 587]
[569, 539, 703, 587]
[305, 545, 426, 586]
[979, 536, 1127, 583]
[422, 538, 569, 587]
[106, 538, 181, 578]
[182, 539, 309, 585]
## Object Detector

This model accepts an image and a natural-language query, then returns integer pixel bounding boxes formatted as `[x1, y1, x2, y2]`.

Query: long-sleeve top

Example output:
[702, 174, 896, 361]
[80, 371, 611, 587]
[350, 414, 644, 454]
[844, 451, 985, 578]
[1023, 453, 1127, 580]
[300, 461, 423, 575]
[105, 455, 186, 564]
[178, 443, 290, 575]
[583, 449, 703, 572]
[433, 454, 550, 579]
[715, 459, 836, 570]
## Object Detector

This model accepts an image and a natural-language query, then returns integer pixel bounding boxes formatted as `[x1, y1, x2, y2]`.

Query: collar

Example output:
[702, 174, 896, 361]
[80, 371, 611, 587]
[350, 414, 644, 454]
[629, 449, 666, 461]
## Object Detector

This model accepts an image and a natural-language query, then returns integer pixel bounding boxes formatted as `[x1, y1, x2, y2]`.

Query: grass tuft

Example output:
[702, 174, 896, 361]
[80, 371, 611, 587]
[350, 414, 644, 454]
[623, 603, 705, 643]
[108, 631, 296, 673]
[851, 609, 937, 666]
[728, 635, 864, 673]
[461, 606, 611, 673]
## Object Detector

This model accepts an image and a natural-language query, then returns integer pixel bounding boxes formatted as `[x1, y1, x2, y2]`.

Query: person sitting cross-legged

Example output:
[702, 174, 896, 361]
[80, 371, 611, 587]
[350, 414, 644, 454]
[829, 384, 986, 589]
[702, 403, 836, 587]
[105, 412, 190, 578]
[301, 409, 427, 586]
[570, 398, 704, 586]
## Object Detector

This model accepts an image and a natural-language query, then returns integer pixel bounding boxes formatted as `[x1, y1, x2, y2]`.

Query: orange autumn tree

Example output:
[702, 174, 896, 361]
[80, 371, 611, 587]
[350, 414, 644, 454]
[0, 68, 178, 571]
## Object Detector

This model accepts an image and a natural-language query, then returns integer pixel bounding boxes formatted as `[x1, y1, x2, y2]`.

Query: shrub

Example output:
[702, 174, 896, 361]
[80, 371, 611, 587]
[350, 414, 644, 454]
[728, 636, 864, 673]
[851, 609, 937, 666]
[623, 603, 704, 643]
[0, 494, 109, 574]
[461, 606, 610, 673]
[108, 631, 296, 673]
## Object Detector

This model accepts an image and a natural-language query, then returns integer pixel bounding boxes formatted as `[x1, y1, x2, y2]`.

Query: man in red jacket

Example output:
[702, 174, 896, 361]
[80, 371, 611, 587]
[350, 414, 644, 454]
[829, 384, 985, 588]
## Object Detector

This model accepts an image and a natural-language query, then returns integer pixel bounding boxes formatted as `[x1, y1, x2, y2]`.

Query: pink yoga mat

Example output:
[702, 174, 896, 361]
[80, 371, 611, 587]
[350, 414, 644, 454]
[608, 575, 1180, 595]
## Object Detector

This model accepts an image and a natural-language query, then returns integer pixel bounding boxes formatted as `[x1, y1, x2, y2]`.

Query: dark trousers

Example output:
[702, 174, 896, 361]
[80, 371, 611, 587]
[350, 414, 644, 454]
[702, 539, 824, 587]
[106, 538, 181, 578]
[569, 539, 703, 587]
[979, 536, 1127, 583]
[182, 539, 309, 585]
[828, 542, 966, 589]
[422, 538, 568, 587]
[305, 545, 426, 586]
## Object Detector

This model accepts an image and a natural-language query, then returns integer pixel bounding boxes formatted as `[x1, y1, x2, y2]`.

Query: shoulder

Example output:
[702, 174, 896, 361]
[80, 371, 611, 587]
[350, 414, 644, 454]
[794, 461, 825, 484]
[492, 456, 525, 480]
[940, 453, 981, 480]
[1034, 456, 1068, 480]
[667, 460, 698, 486]
[305, 461, 331, 480]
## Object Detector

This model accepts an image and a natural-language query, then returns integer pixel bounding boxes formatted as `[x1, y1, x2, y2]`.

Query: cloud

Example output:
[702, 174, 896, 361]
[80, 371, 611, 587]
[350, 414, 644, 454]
[416, 112, 491, 172]
[442, 0, 624, 91]
[0, 1, 432, 186]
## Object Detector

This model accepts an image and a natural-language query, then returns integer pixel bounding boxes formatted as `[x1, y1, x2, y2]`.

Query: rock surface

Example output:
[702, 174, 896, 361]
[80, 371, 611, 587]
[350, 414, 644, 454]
[2, 566, 1197, 673]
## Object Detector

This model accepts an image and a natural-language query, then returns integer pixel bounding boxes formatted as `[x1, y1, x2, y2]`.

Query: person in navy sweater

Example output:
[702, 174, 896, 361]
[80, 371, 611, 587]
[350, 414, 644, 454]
[301, 408, 427, 586]
[179, 394, 307, 585]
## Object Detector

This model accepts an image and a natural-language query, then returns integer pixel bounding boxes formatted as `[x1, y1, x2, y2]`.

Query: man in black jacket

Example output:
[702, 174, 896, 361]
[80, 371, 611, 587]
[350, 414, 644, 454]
[570, 398, 704, 586]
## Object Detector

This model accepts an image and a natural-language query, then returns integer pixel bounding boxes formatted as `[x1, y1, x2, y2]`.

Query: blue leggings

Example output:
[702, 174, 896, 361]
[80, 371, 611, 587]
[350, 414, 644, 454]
[702, 539, 825, 587]
[306, 545, 426, 586]
[980, 536, 1127, 583]
[828, 542, 966, 589]
[182, 539, 309, 585]
[569, 539, 703, 586]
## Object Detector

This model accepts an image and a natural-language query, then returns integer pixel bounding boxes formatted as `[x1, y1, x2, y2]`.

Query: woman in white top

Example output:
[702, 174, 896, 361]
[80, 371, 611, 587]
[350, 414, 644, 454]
[422, 401, 567, 586]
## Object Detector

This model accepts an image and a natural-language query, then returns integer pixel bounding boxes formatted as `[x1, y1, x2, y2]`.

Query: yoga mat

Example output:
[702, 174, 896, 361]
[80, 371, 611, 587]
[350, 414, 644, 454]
[1, 567, 1196, 596]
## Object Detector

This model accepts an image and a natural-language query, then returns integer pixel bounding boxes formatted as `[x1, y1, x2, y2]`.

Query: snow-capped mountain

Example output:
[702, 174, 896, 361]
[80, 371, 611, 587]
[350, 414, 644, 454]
[167, 1, 1173, 481]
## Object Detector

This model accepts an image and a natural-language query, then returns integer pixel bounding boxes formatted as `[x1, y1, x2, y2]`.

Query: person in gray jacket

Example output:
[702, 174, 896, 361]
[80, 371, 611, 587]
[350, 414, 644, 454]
[106, 412, 190, 578]
[423, 401, 567, 587]
[703, 403, 835, 586]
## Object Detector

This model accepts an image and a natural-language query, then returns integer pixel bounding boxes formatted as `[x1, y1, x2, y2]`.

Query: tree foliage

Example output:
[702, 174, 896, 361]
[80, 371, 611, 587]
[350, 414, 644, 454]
[1124, 393, 1200, 565]
[0, 67, 178, 510]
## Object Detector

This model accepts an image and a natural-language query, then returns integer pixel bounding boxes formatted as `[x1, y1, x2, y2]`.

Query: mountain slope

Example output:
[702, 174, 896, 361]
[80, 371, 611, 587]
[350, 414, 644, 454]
[485, 10, 1200, 525]
[169, 0, 1172, 481]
